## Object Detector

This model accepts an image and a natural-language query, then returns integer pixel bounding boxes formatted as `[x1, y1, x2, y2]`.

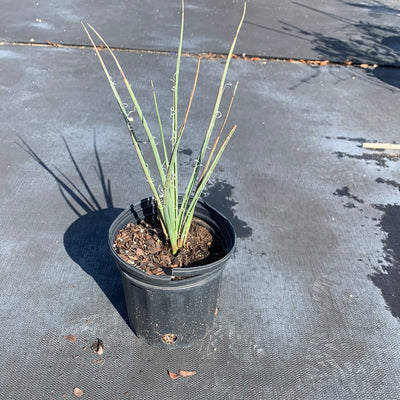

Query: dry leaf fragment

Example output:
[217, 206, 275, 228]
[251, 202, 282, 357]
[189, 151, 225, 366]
[91, 359, 104, 365]
[179, 370, 197, 377]
[63, 334, 77, 343]
[214, 306, 219, 318]
[168, 370, 179, 380]
[91, 338, 104, 355]
[168, 369, 197, 379]
[73, 387, 84, 397]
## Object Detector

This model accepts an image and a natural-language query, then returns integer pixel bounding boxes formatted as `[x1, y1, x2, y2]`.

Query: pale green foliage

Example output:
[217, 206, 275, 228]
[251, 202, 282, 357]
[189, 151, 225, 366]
[83, 1, 246, 255]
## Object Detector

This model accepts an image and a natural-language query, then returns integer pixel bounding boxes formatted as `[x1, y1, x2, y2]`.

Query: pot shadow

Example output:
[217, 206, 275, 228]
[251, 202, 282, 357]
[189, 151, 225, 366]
[18, 135, 128, 324]
[63, 208, 126, 320]
[369, 203, 400, 319]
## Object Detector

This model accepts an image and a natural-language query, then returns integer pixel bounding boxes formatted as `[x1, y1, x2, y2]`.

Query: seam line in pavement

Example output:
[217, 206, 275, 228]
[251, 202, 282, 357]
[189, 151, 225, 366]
[1, 40, 398, 70]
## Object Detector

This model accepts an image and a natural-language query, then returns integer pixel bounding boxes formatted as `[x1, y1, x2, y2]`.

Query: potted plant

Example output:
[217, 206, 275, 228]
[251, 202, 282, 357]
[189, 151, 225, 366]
[83, 1, 246, 348]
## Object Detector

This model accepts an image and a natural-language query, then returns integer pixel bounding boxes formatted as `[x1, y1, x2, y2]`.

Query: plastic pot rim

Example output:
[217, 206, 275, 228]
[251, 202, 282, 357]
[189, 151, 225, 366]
[108, 197, 236, 283]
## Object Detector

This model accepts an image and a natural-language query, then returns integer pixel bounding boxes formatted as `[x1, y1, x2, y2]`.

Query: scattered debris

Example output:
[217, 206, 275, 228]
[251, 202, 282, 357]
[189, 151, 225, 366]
[91, 359, 104, 365]
[168, 369, 197, 379]
[214, 306, 219, 317]
[362, 143, 400, 150]
[91, 338, 104, 355]
[63, 334, 77, 343]
[73, 387, 84, 398]
[168, 371, 180, 380]
[178, 370, 197, 377]
[46, 40, 62, 48]
[300, 59, 329, 66]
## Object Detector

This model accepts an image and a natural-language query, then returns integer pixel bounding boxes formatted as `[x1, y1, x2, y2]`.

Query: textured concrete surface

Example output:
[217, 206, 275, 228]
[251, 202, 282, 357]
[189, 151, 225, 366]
[2, 1, 400, 399]
[2, 0, 400, 64]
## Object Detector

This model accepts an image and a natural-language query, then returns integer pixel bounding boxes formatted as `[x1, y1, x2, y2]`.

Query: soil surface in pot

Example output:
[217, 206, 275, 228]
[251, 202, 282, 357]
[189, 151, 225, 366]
[113, 216, 225, 276]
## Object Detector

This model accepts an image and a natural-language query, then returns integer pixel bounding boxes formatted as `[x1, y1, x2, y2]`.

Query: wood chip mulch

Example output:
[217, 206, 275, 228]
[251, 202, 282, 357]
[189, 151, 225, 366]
[113, 216, 224, 276]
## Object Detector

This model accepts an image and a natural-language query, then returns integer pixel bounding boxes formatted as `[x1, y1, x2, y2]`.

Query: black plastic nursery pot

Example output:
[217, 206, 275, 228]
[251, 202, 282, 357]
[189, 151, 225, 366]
[108, 197, 236, 348]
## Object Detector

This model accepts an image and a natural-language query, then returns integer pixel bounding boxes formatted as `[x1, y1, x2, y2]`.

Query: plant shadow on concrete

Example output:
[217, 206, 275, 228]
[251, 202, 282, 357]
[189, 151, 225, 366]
[202, 179, 252, 240]
[369, 204, 400, 319]
[18, 135, 127, 323]
[246, 0, 400, 89]
[286, 1, 400, 88]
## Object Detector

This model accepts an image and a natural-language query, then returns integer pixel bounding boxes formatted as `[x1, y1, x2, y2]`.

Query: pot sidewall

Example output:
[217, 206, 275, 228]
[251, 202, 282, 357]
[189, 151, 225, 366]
[109, 197, 236, 348]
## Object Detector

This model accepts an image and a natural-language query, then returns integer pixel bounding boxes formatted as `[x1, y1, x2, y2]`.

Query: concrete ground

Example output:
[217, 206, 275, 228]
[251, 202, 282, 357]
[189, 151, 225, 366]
[1, 1, 400, 399]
